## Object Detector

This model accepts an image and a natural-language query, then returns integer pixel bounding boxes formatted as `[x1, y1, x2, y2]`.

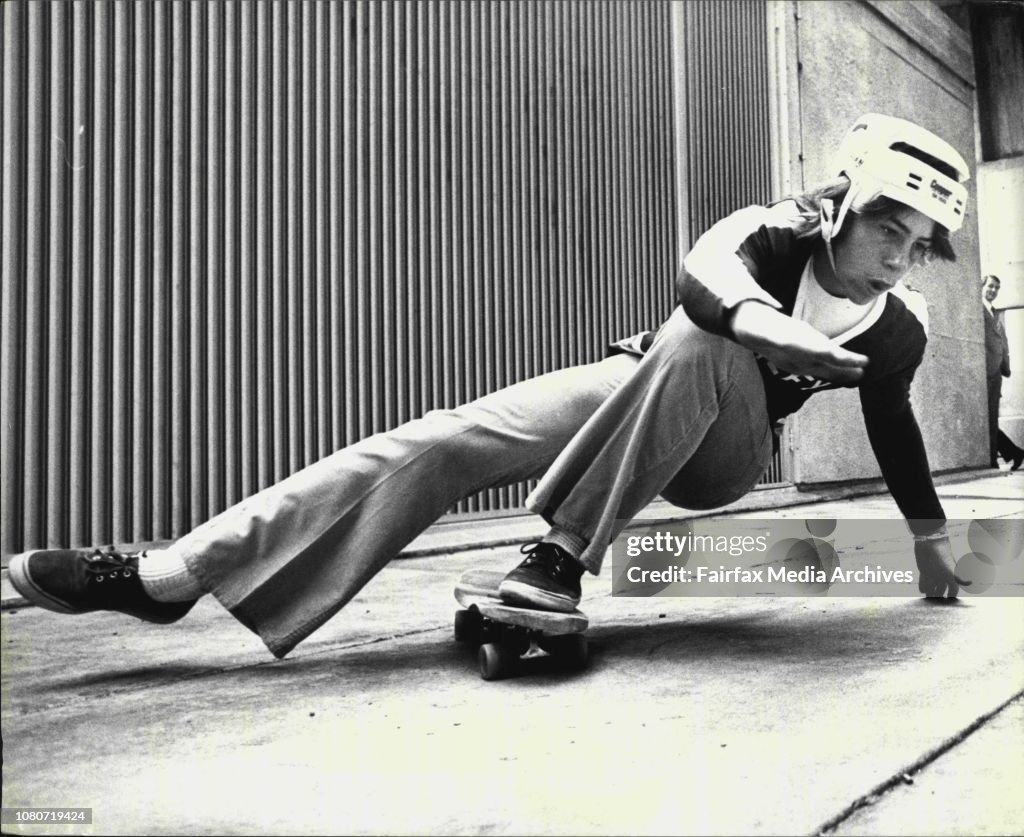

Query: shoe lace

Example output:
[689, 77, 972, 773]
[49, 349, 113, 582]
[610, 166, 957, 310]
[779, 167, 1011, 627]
[83, 547, 139, 580]
[519, 541, 568, 570]
[517, 542, 583, 591]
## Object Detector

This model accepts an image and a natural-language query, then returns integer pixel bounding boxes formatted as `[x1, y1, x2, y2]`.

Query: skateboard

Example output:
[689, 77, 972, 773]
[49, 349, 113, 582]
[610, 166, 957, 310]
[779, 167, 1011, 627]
[453, 568, 589, 680]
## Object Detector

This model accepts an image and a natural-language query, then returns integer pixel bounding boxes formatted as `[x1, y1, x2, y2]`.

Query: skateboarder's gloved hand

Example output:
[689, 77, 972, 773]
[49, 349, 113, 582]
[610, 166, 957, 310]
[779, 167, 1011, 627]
[913, 530, 969, 599]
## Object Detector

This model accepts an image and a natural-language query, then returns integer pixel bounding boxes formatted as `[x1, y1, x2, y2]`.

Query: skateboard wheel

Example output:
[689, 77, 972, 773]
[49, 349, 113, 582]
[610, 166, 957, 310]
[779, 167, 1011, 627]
[539, 634, 589, 669]
[478, 642, 516, 681]
[454, 609, 482, 643]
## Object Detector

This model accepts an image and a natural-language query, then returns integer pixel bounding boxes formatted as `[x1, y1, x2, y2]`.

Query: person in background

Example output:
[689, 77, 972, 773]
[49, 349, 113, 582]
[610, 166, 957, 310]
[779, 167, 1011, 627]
[981, 274, 1024, 471]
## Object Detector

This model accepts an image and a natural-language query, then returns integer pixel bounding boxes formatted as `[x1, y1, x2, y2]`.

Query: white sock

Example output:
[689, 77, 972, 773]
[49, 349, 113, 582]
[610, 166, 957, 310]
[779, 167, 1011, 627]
[138, 549, 205, 602]
[542, 527, 587, 561]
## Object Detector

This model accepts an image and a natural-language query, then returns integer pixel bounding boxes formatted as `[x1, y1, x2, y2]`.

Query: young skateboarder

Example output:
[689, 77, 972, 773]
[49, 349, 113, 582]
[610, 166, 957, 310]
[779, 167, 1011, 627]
[11, 113, 972, 658]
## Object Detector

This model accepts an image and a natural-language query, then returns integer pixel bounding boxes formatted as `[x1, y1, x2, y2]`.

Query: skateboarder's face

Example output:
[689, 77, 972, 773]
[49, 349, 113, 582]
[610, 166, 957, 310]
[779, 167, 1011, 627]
[829, 206, 936, 305]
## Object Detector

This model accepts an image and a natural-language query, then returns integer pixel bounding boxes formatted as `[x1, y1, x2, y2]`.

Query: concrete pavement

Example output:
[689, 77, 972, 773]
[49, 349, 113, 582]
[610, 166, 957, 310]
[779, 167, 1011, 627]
[2, 469, 1022, 836]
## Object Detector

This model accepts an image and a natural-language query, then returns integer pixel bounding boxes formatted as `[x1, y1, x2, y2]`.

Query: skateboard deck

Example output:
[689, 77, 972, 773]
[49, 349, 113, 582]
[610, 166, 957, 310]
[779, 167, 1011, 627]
[453, 569, 589, 680]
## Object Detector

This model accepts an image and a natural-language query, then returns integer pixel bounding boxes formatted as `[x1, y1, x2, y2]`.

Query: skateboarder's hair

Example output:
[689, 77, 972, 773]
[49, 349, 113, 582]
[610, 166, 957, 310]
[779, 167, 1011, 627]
[777, 177, 957, 264]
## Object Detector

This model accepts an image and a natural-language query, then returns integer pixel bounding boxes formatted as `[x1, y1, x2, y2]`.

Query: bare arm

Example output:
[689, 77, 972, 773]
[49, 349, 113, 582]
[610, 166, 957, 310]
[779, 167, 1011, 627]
[728, 300, 868, 384]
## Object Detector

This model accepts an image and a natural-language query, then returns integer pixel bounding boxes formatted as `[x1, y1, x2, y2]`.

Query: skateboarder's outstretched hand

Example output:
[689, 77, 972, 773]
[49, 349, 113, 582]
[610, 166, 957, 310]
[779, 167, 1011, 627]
[729, 301, 869, 385]
[914, 532, 969, 599]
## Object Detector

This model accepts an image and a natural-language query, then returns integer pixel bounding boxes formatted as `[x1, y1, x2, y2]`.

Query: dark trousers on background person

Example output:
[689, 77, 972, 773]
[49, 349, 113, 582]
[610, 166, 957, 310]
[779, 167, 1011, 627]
[987, 373, 1024, 467]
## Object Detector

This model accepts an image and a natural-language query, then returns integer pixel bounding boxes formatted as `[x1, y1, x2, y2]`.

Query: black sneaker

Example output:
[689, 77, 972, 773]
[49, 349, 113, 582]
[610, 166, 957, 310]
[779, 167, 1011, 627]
[498, 542, 584, 612]
[8, 548, 196, 624]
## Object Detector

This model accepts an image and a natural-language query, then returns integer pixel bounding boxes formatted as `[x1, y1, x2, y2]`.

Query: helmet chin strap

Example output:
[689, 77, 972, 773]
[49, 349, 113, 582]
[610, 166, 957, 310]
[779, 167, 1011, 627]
[820, 198, 839, 274]
[824, 238, 837, 275]
[820, 186, 860, 276]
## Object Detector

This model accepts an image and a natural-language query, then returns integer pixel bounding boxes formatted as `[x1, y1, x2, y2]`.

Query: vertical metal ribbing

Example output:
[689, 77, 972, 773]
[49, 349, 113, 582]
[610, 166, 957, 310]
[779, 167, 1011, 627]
[49, 2, 72, 547]
[556, 0, 571, 366]
[660, 0, 679, 317]
[496, 0, 511, 510]
[327, 1, 343, 458]
[509, 0, 524, 387]
[577, 0, 591, 358]
[3, 1, 27, 555]
[401, 1, 416, 419]
[499, 2, 518, 390]
[520, 1, 537, 381]
[24, 1, 47, 548]
[284, 0, 301, 476]
[636, 1, 651, 332]
[408, 1, 425, 418]
[609, 0, 628, 332]
[454, 0, 470, 409]
[254, 1, 271, 493]
[0, 0, 21, 556]
[90, 2, 111, 544]
[206, 0, 226, 521]
[294, 3, 306, 466]
[538, 2, 554, 374]
[131, 1, 153, 540]
[592, 2, 610, 356]
[689, 1, 706, 240]
[575, 0, 592, 362]
[489, 0, 503, 397]
[314, 1, 331, 461]
[531, 1, 546, 381]
[367, 0, 383, 435]
[302, 1, 319, 463]
[352, 0, 367, 442]
[224, 0, 243, 508]
[377, 0, 393, 433]
[389, 1, 406, 429]
[476, 0, 492, 401]
[650, 1, 670, 327]
[685, 0, 772, 241]
[623, 1, 640, 340]
[2, 0, 686, 553]
[170, 1, 189, 536]
[188, 0, 208, 527]
[151, 1, 169, 539]
[112, 0, 132, 538]
[556, 0, 571, 368]
[341, 1, 355, 451]
[623, 0, 639, 339]
[429, 1, 445, 412]
[267, 0, 283, 483]
[460, 0, 474, 408]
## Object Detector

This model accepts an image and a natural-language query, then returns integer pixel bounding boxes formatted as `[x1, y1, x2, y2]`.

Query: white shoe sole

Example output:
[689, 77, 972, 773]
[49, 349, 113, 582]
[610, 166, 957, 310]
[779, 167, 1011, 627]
[498, 580, 579, 613]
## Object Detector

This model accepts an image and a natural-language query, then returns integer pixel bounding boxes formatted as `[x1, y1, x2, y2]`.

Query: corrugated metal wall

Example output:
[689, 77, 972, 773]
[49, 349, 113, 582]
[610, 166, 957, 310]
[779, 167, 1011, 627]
[2, 0, 686, 555]
[679, 0, 772, 246]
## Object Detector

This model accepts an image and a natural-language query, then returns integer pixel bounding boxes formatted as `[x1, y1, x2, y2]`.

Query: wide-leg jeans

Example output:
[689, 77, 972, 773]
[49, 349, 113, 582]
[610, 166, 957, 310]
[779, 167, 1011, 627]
[172, 307, 773, 657]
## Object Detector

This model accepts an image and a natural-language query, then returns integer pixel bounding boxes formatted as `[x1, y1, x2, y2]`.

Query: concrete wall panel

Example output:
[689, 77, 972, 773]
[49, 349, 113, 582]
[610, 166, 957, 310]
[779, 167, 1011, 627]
[786, 0, 987, 486]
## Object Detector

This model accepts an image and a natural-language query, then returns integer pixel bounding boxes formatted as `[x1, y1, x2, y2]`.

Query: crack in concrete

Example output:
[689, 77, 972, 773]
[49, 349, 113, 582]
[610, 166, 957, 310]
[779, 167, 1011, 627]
[814, 689, 1024, 835]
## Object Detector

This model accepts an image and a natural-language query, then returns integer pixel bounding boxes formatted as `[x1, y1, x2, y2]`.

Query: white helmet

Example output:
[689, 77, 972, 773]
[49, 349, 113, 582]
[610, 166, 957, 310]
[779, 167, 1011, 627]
[823, 113, 970, 242]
